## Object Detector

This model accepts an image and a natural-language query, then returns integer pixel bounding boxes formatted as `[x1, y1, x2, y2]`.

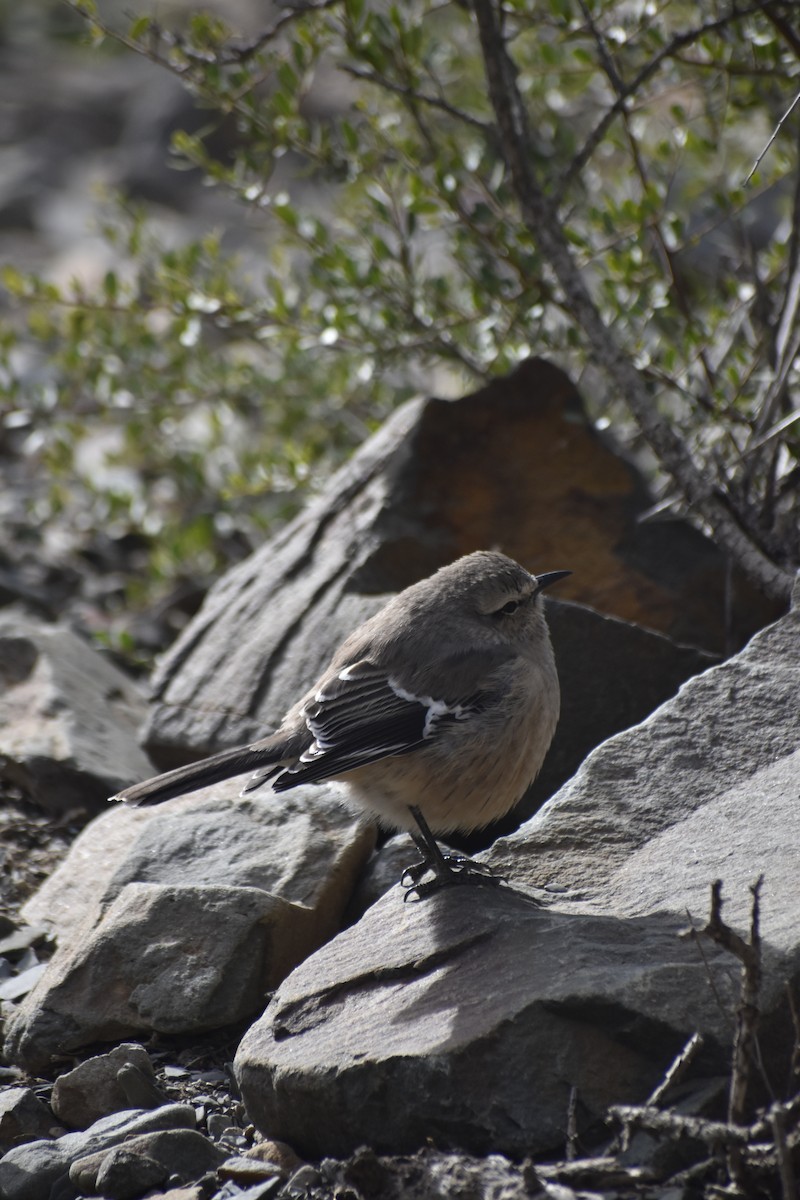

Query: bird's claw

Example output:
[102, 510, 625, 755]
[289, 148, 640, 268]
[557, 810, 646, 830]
[400, 859, 429, 887]
[401, 855, 506, 901]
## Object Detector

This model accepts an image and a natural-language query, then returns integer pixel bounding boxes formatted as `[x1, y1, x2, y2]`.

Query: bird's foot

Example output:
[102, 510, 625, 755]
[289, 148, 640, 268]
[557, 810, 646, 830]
[401, 854, 505, 901]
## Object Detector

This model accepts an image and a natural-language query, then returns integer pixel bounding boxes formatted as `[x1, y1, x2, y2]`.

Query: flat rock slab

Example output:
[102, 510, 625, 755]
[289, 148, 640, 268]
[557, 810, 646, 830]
[489, 578, 800, 901]
[235, 885, 736, 1159]
[0, 613, 154, 813]
[234, 592, 800, 1158]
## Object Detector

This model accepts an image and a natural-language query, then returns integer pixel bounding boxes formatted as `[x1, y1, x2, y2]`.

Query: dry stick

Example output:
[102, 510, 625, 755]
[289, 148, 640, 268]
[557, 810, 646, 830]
[700, 876, 764, 1192]
[609, 1104, 752, 1148]
[743, 90, 800, 186]
[646, 1031, 705, 1111]
[536, 1156, 655, 1187]
[769, 1103, 798, 1200]
[610, 1094, 800, 1151]
[702, 878, 764, 1127]
[786, 980, 800, 1095]
[471, 0, 795, 604]
[613, 882, 773, 1189]
[611, 1030, 706, 1155]
[565, 1085, 579, 1161]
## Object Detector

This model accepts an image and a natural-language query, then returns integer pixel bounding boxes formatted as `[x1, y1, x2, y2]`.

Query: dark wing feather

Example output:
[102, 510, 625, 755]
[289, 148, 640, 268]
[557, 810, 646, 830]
[269, 658, 493, 792]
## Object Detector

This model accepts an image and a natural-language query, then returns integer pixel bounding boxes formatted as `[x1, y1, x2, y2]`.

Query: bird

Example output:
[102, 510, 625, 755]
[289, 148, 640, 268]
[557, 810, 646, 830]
[111, 551, 570, 897]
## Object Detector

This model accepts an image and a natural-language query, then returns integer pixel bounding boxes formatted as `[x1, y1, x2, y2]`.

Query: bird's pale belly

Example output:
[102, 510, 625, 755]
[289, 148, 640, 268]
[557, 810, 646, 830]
[339, 700, 557, 835]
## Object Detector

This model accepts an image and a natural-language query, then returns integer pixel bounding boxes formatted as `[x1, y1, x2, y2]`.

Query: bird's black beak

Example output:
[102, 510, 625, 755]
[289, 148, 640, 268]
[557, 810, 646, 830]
[533, 570, 572, 596]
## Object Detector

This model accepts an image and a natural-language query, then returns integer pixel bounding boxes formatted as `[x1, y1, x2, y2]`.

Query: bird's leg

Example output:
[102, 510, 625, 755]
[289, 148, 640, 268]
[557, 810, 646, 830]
[401, 805, 504, 899]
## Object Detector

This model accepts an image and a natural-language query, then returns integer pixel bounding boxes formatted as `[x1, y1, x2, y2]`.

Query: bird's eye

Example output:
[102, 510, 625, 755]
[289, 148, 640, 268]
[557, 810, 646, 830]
[493, 599, 521, 617]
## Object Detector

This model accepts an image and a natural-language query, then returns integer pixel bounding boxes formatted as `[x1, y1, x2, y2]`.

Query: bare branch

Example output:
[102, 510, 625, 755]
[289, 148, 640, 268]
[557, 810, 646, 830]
[565, 1084, 579, 1161]
[609, 1104, 751, 1147]
[770, 1102, 798, 1200]
[471, 0, 795, 601]
[219, 0, 343, 62]
[646, 1031, 705, 1109]
[343, 65, 491, 134]
[743, 90, 800, 186]
[561, 4, 776, 200]
[700, 876, 764, 1190]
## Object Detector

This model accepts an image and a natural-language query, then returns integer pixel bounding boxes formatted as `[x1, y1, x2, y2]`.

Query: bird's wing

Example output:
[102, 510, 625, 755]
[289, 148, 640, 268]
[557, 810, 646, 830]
[262, 653, 508, 792]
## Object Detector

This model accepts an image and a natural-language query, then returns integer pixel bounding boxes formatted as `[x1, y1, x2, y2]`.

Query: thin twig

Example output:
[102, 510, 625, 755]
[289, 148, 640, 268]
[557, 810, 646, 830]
[343, 65, 491, 133]
[609, 1104, 752, 1148]
[608, 1029, 707, 1156]
[565, 1085, 579, 1161]
[221, 0, 343, 62]
[576, 0, 624, 95]
[577, 0, 722, 404]
[646, 1032, 705, 1109]
[743, 90, 800, 186]
[561, 3, 776, 200]
[472, 0, 794, 602]
[536, 1156, 656, 1187]
[700, 876, 764, 1191]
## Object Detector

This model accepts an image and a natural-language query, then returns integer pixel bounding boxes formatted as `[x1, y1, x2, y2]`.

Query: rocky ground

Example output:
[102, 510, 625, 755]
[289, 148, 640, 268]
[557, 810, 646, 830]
[1, 9, 799, 1200]
[1, 376, 798, 1198]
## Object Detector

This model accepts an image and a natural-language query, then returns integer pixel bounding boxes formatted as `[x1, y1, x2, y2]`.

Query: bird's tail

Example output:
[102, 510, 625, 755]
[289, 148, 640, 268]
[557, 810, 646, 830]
[110, 737, 288, 807]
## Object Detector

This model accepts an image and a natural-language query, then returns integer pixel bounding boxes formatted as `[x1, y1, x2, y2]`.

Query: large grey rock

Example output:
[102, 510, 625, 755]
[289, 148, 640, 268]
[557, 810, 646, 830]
[0, 613, 154, 813]
[0, 1103, 196, 1200]
[6, 881, 329, 1074]
[22, 782, 375, 940]
[489, 579, 800, 899]
[234, 593, 800, 1158]
[141, 360, 769, 787]
[235, 885, 736, 1158]
[7, 781, 375, 1071]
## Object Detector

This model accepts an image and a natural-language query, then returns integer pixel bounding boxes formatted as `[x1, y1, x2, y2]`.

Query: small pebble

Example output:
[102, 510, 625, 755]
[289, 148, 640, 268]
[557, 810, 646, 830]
[286, 1163, 322, 1193]
[206, 1113, 231, 1140]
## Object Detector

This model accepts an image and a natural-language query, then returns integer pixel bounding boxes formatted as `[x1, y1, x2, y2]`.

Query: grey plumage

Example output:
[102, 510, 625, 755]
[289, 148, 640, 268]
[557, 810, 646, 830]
[111, 551, 569, 894]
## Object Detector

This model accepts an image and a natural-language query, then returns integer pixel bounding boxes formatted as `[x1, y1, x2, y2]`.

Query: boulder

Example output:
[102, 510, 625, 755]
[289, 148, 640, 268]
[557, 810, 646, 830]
[235, 885, 738, 1159]
[490, 574, 800, 900]
[5, 781, 375, 1072]
[141, 360, 774, 782]
[233, 589, 800, 1158]
[0, 613, 154, 813]
[21, 782, 375, 941]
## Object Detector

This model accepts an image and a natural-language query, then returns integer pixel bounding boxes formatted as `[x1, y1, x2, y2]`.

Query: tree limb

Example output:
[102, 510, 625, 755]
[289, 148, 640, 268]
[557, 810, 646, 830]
[471, 0, 795, 601]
